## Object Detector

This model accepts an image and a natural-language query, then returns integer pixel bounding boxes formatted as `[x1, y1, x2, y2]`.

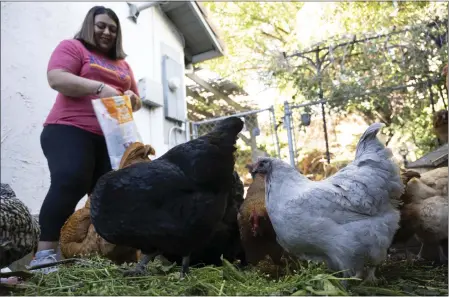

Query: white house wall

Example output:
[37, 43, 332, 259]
[1, 2, 188, 214]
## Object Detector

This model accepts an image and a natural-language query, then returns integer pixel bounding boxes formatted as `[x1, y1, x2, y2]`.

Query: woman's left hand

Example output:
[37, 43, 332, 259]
[124, 90, 142, 112]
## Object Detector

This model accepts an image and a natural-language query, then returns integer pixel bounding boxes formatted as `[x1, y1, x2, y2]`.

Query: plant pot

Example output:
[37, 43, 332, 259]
[252, 127, 260, 136]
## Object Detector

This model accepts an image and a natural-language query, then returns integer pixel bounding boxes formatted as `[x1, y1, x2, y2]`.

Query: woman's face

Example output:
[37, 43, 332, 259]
[94, 13, 117, 53]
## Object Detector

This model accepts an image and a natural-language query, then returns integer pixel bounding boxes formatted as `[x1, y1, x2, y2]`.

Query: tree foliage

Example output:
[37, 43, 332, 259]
[201, 2, 303, 87]
[284, 18, 447, 148]
[198, 2, 448, 159]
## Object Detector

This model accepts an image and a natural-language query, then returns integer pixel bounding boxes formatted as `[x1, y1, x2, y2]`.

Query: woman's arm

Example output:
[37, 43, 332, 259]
[47, 69, 102, 97]
[47, 40, 117, 98]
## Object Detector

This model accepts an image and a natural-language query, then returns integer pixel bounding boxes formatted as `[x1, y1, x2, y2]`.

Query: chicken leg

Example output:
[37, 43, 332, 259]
[438, 245, 448, 263]
[339, 269, 354, 289]
[122, 251, 158, 277]
[361, 267, 378, 285]
[415, 243, 448, 264]
[404, 242, 414, 265]
[415, 243, 425, 262]
[354, 269, 364, 280]
[180, 255, 190, 280]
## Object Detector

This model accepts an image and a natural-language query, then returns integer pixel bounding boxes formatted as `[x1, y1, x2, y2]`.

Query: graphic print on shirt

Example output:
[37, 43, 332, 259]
[89, 54, 130, 81]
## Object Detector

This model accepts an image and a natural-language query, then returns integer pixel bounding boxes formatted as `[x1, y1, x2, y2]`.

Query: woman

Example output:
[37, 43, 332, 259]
[30, 6, 142, 272]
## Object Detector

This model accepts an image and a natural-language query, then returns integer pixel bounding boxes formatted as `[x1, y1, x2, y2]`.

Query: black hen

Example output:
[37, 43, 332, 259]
[90, 117, 244, 277]
[164, 171, 246, 267]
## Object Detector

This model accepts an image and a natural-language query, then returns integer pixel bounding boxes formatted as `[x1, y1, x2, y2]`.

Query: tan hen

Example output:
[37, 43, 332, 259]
[59, 142, 155, 263]
[395, 167, 448, 263]
[237, 164, 285, 266]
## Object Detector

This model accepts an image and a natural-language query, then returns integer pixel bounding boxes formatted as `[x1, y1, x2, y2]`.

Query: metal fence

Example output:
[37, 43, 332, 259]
[284, 100, 328, 168]
[283, 99, 367, 175]
[188, 101, 365, 180]
[190, 107, 281, 164]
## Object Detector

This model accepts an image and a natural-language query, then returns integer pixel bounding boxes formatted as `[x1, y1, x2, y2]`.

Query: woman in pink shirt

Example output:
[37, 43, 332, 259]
[30, 6, 142, 271]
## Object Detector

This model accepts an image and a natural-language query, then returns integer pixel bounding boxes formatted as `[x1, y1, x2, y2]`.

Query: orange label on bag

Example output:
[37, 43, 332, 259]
[100, 95, 133, 124]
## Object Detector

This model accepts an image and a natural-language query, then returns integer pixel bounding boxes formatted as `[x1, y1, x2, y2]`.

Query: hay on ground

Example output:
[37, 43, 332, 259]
[2, 254, 447, 296]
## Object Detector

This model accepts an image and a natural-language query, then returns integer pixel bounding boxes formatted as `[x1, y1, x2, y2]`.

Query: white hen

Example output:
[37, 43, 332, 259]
[252, 123, 403, 284]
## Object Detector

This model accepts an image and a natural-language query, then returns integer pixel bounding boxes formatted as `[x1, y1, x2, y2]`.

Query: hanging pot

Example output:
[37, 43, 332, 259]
[301, 113, 311, 126]
[252, 127, 260, 136]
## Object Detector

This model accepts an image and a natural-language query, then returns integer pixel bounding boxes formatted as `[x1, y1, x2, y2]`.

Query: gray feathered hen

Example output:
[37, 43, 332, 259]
[0, 183, 40, 269]
[252, 123, 403, 284]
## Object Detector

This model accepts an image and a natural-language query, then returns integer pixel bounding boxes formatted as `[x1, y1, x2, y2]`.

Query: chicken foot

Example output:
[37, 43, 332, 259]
[348, 266, 379, 286]
[362, 251, 388, 286]
[390, 242, 414, 264]
[361, 267, 378, 285]
[338, 269, 361, 289]
[122, 251, 158, 277]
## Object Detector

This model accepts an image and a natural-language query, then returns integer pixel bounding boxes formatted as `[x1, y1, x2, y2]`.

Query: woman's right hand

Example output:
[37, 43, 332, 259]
[97, 84, 120, 98]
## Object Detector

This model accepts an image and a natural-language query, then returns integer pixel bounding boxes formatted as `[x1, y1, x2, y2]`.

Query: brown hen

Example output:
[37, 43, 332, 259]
[59, 142, 156, 264]
[392, 169, 422, 261]
[433, 109, 448, 144]
[237, 164, 285, 266]
[393, 167, 448, 263]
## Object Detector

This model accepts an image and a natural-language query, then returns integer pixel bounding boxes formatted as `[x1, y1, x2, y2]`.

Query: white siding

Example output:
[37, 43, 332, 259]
[1, 2, 188, 214]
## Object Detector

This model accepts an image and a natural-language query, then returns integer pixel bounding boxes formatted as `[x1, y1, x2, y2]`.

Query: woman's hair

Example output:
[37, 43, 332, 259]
[74, 6, 127, 60]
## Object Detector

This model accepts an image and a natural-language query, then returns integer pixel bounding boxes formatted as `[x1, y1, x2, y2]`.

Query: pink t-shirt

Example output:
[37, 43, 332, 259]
[44, 39, 140, 135]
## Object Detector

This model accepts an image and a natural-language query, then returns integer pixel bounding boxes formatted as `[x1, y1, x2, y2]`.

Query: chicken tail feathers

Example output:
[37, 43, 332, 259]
[354, 122, 385, 160]
[353, 122, 404, 206]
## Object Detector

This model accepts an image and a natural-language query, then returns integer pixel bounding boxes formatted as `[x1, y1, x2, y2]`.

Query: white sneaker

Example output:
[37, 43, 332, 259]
[29, 249, 58, 274]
